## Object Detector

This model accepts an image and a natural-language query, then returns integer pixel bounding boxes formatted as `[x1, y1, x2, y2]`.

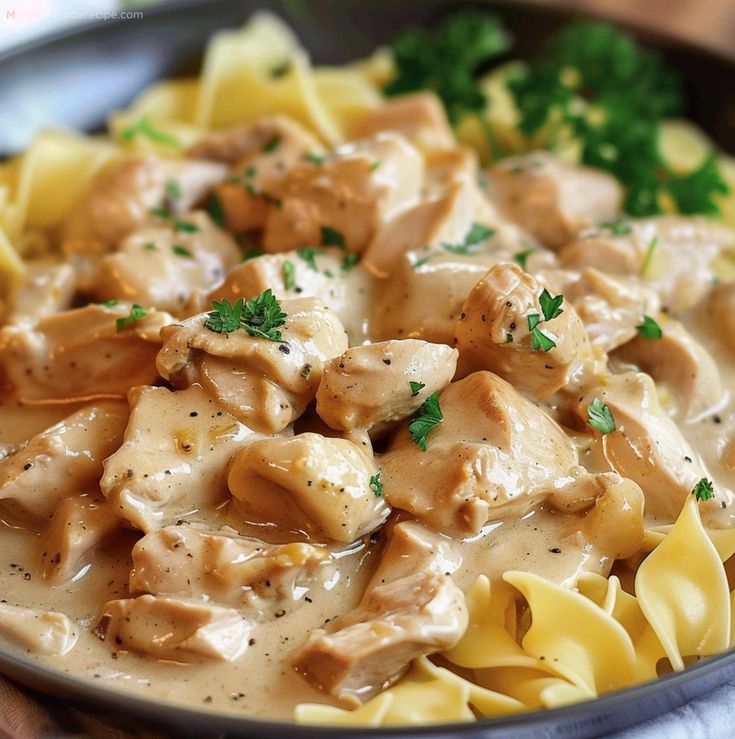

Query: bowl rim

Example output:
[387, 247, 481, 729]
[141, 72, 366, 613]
[1, 0, 734, 734]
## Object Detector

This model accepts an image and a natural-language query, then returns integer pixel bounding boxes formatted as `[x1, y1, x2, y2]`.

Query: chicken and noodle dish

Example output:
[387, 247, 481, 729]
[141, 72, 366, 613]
[2, 11, 735, 726]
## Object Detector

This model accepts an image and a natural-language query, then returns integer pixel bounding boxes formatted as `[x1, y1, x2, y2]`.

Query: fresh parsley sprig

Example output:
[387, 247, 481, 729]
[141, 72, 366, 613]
[527, 288, 564, 352]
[442, 222, 495, 255]
[636, 315, 663, 340]
[692, 477, 714, 502]
[119, 116, 182, 150]
[408, 391, 444, 451]
[369, 472, 384, 498]
[204, 290, 287, 342]
[116, 304, 147, 332]
[587, 397, 616, 434]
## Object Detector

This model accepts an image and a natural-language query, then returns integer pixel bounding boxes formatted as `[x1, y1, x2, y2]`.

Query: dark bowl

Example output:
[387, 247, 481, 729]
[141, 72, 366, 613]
[1, 1, 734, 736]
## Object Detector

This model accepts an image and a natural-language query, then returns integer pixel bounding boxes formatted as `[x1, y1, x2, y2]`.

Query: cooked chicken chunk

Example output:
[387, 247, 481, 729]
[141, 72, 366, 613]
[41, 496, 121, 582]
[574, 372, 734, 523]
[316, 340, 458, 432]
[552, 267, 661, 352]
[0, 604, 77, 656]
[228, 433, 388, 542]
[560, 216, 735, 314]
[262, 133, 423, 254]
[0, 303, 171, 402]
[291, 521, 466, 706]
[93, 595, 251, 661]
[100, 385, 255, 532]
[5, 259, 77, 327]
[455, 263, 593, 399]
[157, 297, 348, 433]
[206, 248, 375, 345]
[613, 319, 724, 421]
[0, 403, 127, 521]
[380, 372, 579, 534]
[89, 211, 240, 315]
[487, 152, 622, 249]
[352, 92, 456, 152]
[130, 524, 331, 615]
[63, 155, 227, 254]
[192, 116, 323, 232]
[707, 282, 735, 355]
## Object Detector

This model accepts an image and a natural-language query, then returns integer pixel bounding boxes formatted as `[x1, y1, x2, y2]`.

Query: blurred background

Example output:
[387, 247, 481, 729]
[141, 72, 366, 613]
[1, 0, 735, 57]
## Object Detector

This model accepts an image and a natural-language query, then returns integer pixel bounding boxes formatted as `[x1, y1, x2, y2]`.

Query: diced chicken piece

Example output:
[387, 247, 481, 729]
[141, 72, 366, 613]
[0, 403, 128, 521]
[194, 116, 324, 232]
[262, 133, 423, 254]
[316, 340, 458, 432]
[487, 152, 622, 249]
[707, 282, 735, 355]
[89, 211, 240, 315]
[228, 433, 389, 543]
[188, 115, 322, 166]
[573, 372, 734, 523]
[613, 319, 724, 422]
[0, 303, 171, 402]
[205, 248, 375, 345]
[62, 154, 227, 254]
[370, 220, 529, 345]
[156, 298, 348, 433]
[560, 216, 735, 314]
[93, 595, 251, 661]
[291, 520, 466, 706]
[0, 603, 77, 656]
[100, 385, 254, 533]
[41, 496, 121, 582]
[130, 524, 331, 614]
[5, 259, 77, 327]
[550, 267, 661, 353]
[380, 372, 579, 535]
[362, 180, 482, 278]
[352, 92, 456, 152]
[454, 263, 593, 399]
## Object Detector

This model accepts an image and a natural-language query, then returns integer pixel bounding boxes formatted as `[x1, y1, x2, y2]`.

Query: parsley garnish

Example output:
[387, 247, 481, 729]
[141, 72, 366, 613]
[370, 161, 381, 171]
[242, 248, 264, 262]
[143, 241, 158, 252]
[263, 135, 281, 153]
[442, 222, 495, 255]
[636, 315, 663, 340]
[149, 206, 170, 220]
[587, 397, 616, 434]
[282, 260, 296, 290]
[408, 391, 444, 451]
[271, 60, 291, 78]
[297, 247, 322, 271]
[639, 235, 658, 277]
[306, 152, 324, 165]
[205, 299, 244, 335]
[539, 289, 564, 321]
[165, 179, 182, 200]
[320, 226, 346, 249]
[600, 218, 632, 235]
[692, 478, 714, 502]
[385, 12, 510, 124]
[206, 193, 226, 228]
[513, 249, 534, 270]
[409, 380, 425, 397]
[174, 220, 199, 233]
[241, 289, 287, 342]
[369, 472, 383, 497]
[116, 304, 147, 332]
[341, 253, 359, 273]
[101, 299, 118, 308]
[528, 313, 556, 352]
[119, 116, 181, 150]
[172, 244, 192, 258]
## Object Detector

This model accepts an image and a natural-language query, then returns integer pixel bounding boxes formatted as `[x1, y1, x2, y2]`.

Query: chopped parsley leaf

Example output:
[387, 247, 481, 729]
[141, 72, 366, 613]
[408, 391, 444, 451]
[369, 472, 383, 497]
[101, 299, 118, 308]
[320, 226, 346, 249]
[528, 313, 556, 352]
[297, 247, 323, 271]
[206, 193, 226, 228]
[262, 135, 281, 153]
[341, 253, 359, 273]
[115, 304, 147, 332]
[306, 152, 324, 165]
[241, 248, 264, 262]
[174, 220, 199, 233]
[282, 260, 296, 290]
[539, 288, 564, 321]
[513, 249, 534, 270]
[143, 241, 158, 252]
[600, 218, 632, 235]
[442, 222, 495, 255]
[165, 179, 182, 200]
[241, 289, 287, 342]
[370, 160, 381, 171]
[119, 116, 181, 150]
[149, 206, 170, 219]
[205, 299, 245, 335]
[587, 397, 616, 434]
[636, 315, 663, 339]
[409, 380, 426, 397]
[271, 60, 291, 78]
[172, 244, 193, 258]
[692, 477, 714, 502]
